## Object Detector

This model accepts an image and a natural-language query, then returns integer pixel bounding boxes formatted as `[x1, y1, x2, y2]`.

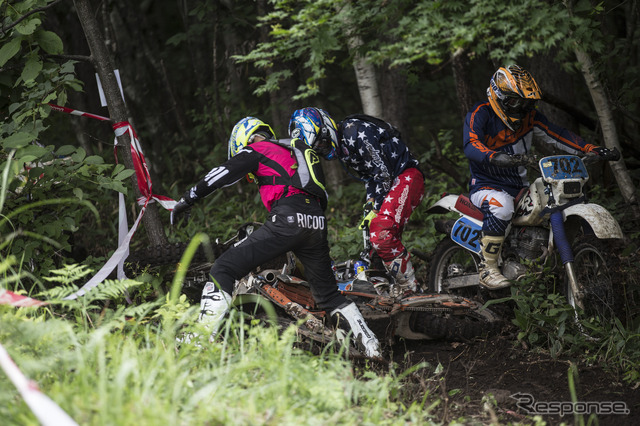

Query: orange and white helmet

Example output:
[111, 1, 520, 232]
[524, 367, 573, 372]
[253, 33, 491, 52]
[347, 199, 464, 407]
[487, 65, 542, 131]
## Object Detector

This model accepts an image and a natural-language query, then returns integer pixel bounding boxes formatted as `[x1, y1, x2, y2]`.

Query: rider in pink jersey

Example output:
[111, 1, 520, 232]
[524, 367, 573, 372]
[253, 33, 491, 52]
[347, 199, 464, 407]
[171, 117, 381, 358]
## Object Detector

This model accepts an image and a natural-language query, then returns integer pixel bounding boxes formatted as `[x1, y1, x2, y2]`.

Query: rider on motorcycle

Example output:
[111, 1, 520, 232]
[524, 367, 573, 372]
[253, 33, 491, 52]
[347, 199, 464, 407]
[171, 117, 381, 358]
[289, 108, 426, 298]
[464, 64, 613, 290]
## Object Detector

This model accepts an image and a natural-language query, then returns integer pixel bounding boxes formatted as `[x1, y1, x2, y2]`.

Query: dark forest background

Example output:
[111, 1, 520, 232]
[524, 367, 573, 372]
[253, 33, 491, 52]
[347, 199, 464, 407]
[1, 0, 639, 281]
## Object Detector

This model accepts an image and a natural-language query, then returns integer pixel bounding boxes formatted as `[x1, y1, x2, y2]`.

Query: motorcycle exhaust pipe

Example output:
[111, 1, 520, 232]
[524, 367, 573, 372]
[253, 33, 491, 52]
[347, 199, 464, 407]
[260, 270, 279, 284]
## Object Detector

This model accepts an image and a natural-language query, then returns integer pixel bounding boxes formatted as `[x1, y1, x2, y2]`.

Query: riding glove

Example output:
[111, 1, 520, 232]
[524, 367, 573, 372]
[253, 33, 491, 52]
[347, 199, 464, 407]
[588, 146, 611, 157]
[359, 200, 377, 230]
[489, 152, 531, 168]
[170, 198, 192, 225]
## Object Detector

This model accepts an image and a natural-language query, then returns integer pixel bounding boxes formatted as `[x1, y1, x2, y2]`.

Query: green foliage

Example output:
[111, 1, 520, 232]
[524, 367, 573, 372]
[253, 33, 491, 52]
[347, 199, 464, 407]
[498, 269, 640, 384]
[0, 147, 129, 288]
[326, 181, 368, 261]
[1, 1, 128, 284]
[234, 0, 615, 99]
[506, 273, 581, 356]
[375, 0, 572, 66]
[0, 285, 438, 424]
[234, 0, 346, 99]
[1, 1, 638, 420]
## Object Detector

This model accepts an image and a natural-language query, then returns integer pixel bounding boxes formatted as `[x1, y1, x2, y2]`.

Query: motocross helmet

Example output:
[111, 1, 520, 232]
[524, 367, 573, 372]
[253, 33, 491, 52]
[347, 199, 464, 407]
[487, 65, 542, 131]
[228, 117, 276, 159]
[289, 107, 339, 160]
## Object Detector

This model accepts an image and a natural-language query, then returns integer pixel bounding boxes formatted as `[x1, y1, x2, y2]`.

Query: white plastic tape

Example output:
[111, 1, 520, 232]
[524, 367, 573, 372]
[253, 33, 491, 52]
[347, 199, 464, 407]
[0, 342, 78, 426]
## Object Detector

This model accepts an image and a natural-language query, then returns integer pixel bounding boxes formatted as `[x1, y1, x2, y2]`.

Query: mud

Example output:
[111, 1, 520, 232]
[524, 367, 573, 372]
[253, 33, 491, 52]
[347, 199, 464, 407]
[385, 324, 640, 425]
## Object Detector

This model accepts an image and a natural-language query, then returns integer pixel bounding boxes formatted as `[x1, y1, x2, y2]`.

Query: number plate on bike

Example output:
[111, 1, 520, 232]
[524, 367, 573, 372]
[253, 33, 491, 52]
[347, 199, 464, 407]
[540, 155, 588, 181]
[451, 216, 482, 254]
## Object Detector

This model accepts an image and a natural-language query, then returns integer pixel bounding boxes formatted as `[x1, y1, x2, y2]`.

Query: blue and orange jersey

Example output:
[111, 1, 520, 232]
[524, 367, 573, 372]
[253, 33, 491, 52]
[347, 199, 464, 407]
[463, 101, 593, 197]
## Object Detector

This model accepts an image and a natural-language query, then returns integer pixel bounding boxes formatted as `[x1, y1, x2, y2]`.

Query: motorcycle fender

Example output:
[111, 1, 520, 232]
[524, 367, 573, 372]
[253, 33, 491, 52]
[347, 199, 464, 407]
[426, 194, 461, 215]
[563, 203, 623, 239]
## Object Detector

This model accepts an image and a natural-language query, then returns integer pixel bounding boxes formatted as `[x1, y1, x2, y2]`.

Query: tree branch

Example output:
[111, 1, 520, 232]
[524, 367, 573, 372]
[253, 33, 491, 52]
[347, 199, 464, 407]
[45, 54, 93, 64]
[0, 0, 66, 36]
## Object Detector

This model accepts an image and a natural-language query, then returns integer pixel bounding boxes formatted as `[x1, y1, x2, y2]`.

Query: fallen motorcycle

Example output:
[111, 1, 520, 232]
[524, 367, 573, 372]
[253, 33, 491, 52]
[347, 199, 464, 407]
[426, 150, 624, 323]
[128, 222, 501, 356]
[235, 260, 500, 351]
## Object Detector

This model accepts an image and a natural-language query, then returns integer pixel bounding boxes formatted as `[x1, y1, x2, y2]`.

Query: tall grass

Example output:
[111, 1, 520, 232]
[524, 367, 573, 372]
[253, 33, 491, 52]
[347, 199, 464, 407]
[0, 164, 439, 425]
[0, 290, 438, 425]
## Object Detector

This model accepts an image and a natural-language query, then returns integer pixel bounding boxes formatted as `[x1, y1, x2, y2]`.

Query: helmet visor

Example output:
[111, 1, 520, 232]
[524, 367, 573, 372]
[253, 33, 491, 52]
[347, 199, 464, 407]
[502, 96, 537, 117]
[315, 137, 333, 157]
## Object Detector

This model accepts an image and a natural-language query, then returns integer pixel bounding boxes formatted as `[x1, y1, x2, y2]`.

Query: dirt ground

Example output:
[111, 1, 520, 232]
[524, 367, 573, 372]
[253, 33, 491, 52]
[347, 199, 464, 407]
[383, 323, 640, 425]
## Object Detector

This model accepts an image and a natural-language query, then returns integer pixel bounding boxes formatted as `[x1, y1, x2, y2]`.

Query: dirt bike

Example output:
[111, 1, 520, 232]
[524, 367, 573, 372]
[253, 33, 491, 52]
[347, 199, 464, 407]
[128, 222, 502, 357]
[426, 150, 624, 323]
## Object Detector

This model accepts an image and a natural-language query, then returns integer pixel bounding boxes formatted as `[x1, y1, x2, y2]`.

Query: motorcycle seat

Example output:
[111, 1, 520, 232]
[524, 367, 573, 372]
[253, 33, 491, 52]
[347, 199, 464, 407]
[454, 195, 484, 221]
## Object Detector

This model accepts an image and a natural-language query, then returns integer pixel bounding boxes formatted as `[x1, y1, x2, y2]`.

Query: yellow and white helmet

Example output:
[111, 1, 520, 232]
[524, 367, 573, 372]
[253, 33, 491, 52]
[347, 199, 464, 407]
[487, 65, 542, 131]
[228, 117, 276, 159]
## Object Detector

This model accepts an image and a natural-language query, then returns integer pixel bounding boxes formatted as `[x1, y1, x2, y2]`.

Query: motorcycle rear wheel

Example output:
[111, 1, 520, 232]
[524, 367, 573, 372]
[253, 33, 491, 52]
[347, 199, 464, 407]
[428, 238, 480, 298]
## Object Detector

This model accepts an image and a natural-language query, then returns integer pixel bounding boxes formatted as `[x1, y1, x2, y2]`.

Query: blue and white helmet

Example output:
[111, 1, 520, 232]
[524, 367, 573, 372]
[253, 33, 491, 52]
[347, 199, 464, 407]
[228, 117, 276, 159]
[289, 107, 338, 160]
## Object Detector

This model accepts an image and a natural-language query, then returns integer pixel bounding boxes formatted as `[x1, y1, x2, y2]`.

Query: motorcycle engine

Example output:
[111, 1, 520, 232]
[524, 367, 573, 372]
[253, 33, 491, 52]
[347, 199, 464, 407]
[509, 226, 549, 261]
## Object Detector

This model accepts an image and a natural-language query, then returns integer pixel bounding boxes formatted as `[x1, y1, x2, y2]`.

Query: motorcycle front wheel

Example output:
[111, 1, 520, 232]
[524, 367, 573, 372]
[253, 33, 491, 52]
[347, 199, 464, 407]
[564, 238, 617, 325]
[428, 238, 480, 298]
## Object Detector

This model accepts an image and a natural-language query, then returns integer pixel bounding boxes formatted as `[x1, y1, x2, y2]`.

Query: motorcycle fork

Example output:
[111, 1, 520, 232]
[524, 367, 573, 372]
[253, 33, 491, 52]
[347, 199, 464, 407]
[549, 210, 584, 309]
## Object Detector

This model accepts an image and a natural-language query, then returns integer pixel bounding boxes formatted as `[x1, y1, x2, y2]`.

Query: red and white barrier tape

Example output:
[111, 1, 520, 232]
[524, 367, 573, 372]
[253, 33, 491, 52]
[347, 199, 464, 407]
[63, 199, 144, 300]
[0, 289, 47, 307]
[48, 103, 110, 122]
[111, 121, 176, 209]
[0, 342, 78, 425]
[45, 104, 177, 301]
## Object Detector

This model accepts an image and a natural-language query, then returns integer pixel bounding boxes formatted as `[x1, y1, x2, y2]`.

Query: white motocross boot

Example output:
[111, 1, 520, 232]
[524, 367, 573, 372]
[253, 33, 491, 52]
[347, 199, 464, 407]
[178, 281, 233, 345]
[383, 250, 419, 298]
[198, 282, 233, 342]
[478, 234, 511, 290]
[330, 302, 381, 358]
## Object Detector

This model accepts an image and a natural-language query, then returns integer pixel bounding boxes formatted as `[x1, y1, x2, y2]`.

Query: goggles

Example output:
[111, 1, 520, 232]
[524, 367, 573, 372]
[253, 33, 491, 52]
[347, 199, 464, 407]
[502, 96, 537, 114]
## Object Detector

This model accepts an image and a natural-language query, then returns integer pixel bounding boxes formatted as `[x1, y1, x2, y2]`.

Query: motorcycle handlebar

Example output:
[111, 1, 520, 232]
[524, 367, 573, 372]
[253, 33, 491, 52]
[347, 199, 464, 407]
[582, 147, 621, 165]
[523, 148, 621, 168]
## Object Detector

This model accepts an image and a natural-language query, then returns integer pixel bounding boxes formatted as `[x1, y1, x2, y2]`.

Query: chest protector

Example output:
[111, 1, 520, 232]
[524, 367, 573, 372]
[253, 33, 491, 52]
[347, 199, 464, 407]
[257, 138, 328, 210]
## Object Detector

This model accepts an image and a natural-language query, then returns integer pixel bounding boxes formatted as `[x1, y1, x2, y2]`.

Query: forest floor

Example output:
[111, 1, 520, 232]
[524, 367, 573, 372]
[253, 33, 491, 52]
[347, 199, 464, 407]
[373, 320, 640, 425]
[370, 234, 640, 425]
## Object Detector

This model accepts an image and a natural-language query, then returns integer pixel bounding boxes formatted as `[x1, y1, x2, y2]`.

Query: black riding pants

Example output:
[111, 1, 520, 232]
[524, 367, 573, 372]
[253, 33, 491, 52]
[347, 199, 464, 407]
[209, 194, 347, 311]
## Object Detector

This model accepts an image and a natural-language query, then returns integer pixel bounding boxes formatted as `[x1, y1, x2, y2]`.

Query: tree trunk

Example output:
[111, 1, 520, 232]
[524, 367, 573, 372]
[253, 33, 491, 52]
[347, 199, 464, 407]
[347, 33, 382, 117]
[73, 0, 168, 246]
[257, 0, 297, 135]
[564, 0, 640, 219]
[325, 4, 383, 195]
[573, 45, 640, 215]
[379, 64, 408, 134]
[451, 48, 475, 120]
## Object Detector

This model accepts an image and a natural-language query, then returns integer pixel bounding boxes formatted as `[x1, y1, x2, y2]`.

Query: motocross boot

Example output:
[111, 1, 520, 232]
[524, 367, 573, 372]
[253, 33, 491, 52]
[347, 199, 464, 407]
[330, 302, 382, 359]
[478, 234, 511, 290]
[198, 282, 233, 342]
[383, 250, 419, 298]
[178, 282, 233, 345]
